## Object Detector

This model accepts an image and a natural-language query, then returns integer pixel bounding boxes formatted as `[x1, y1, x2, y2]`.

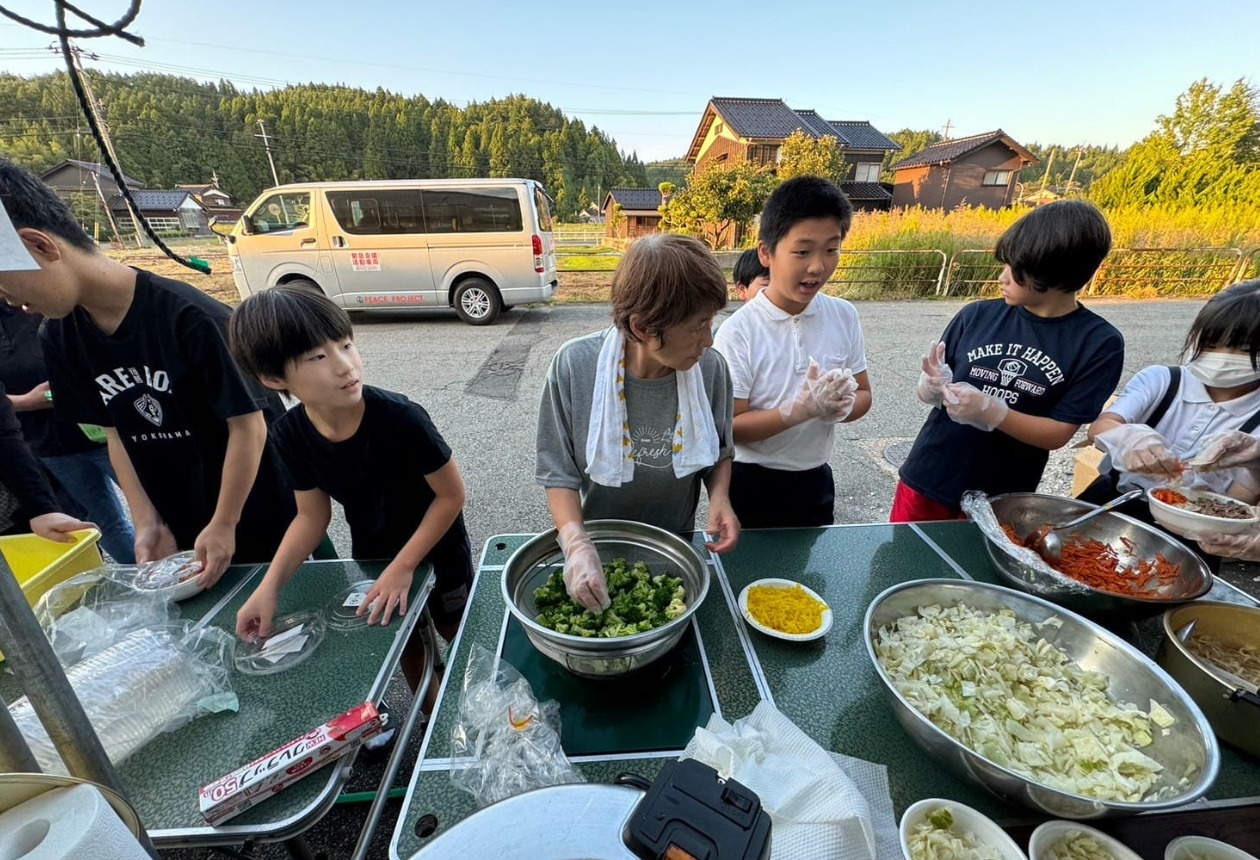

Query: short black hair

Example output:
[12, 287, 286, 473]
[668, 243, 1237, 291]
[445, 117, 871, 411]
[229, 285, 353, 383]
[0, 157, 95, 252]
[1184, 279, 1260, 369]
[758, 176, 854, 251]
[733, 248, 769, 287]
[993, 200, 1112, 293]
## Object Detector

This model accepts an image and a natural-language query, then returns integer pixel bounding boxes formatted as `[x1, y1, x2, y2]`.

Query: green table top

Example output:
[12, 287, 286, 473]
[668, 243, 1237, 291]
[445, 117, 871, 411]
[391, 524, 1260, 860]
[2, 559, 430, 848]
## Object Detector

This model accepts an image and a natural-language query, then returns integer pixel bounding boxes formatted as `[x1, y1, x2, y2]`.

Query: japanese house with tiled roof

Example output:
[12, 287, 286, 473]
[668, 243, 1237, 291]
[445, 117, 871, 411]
[684, 97, 901, 213]
[888, 130, 1037, 211]
[602, 187, 665, 239]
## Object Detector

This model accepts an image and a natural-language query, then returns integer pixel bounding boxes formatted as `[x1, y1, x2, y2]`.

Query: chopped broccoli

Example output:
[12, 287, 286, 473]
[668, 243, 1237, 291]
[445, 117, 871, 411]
[532, 558, 686, 638]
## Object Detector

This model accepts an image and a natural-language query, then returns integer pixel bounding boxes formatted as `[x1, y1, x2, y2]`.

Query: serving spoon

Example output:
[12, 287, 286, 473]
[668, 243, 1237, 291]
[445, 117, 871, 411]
[1029, 489, 1146, 562]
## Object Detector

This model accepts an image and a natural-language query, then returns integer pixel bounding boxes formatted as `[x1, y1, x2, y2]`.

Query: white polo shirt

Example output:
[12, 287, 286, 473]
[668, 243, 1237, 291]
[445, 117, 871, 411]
[1106, 364, 1260, 493]
[713, 290, 867, 471]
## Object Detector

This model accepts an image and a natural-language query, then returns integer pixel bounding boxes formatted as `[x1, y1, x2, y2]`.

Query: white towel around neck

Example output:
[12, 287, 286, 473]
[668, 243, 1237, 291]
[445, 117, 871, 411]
[584, 327, 720, 488]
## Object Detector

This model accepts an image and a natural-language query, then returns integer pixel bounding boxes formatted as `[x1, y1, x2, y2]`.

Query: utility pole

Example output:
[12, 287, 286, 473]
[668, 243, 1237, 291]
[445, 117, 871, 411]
[1040, 147, 1057, 195]
[255, 119, 281, 187]
[941, 119, 953, 140]
[67, 46, 143, 247]
[1066, 148, 1084, 193]
[91, 173, 123, 247]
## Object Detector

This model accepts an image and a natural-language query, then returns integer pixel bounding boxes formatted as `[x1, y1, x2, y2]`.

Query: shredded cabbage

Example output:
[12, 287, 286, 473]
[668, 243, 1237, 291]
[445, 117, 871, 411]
[1045, 831, 1118, 860]
[906, 807, 1005, 860]
[875, 603, 1187, 802]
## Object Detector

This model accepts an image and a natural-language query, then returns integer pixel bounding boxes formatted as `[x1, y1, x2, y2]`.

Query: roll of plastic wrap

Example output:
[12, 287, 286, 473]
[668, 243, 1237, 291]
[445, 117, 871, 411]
[0, 783, 148, 860]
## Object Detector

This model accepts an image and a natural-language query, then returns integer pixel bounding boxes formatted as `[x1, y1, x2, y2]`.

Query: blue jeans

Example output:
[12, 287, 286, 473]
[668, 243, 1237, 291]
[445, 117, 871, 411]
[41, 447, 136, 564]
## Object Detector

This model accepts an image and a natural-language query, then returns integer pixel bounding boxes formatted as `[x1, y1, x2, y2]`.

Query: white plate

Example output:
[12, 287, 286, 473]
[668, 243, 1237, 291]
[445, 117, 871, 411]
[1030, 820, 1141, 860]
[899, 797, 1027, 860]
[1147, 486, 1259, 537]
[737, 578, 833, 642]
[1166, 836, 1260, 860]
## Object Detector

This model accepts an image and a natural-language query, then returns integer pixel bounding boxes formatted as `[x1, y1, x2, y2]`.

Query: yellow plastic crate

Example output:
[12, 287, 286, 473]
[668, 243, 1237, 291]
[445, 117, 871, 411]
[0, 528, 103, 610]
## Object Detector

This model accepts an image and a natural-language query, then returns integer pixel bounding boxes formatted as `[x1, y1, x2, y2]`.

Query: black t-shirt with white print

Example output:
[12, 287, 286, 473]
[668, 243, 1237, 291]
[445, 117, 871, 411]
[899, 299, 1125, 509]
[40, 269, 294, 560]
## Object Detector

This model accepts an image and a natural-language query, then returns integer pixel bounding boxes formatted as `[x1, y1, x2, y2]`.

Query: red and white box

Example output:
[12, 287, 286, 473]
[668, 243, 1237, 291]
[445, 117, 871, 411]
[199, 702, 382, 825]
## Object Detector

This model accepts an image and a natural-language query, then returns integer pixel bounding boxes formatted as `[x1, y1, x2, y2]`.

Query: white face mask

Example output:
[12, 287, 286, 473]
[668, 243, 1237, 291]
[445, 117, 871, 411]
[1186, 351, 1260, 389]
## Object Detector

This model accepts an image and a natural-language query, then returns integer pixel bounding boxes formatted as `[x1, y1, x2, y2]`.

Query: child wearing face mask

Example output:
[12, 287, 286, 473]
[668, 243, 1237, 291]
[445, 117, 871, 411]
[1082, 280, 1260, 565]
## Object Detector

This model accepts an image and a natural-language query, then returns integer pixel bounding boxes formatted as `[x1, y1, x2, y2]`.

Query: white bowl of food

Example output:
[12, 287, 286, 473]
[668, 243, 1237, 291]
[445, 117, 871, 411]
[1147, 487, 1258, 537]
[1166, 835, 1260, 860]
[899, 797, 1027, 860]
[738, 578, 833, 642]
[1030, 820, 1141, 860]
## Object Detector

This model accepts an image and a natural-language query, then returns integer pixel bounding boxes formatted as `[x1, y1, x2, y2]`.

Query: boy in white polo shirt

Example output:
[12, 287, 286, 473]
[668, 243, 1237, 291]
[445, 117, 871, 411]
[713, 177, 871, 528]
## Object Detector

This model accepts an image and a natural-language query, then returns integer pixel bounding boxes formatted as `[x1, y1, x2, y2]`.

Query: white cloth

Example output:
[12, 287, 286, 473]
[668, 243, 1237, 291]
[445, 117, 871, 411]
[1104, 364, 1260, 494]
[585, 327, 720, 488]
[683, 701, 886, 860]
[714, 291, 867, 470]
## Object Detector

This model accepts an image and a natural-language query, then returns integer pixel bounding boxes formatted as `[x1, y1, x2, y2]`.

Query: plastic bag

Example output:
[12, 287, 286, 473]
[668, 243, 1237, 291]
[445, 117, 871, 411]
[8, 623, 238, 775]
[960, 491, 1091, 595]
[34, 567, 177, 668]
[450, 645, 583, 807]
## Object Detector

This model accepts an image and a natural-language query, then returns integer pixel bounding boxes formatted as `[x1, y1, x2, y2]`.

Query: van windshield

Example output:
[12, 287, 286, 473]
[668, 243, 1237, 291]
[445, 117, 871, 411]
[533, 185, 554, 232]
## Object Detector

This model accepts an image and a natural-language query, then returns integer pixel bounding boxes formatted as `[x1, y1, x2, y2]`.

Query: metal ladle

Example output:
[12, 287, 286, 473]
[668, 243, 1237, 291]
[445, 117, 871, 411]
[1030, 489, 1146, 562]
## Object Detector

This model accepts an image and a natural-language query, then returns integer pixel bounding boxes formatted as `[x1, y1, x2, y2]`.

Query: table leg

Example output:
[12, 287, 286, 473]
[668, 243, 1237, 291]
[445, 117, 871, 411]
[282, 834, 318, 860]
[348, 611, 438, 860]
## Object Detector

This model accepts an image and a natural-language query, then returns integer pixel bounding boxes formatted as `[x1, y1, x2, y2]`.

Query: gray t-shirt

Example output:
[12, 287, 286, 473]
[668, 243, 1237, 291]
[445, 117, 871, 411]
[536, 331, 735, 533]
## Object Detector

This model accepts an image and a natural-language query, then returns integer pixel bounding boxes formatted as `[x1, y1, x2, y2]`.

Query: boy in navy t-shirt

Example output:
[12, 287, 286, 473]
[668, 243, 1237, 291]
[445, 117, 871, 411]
[892, 201, 1125, 521]
[229, 286, 472, 688]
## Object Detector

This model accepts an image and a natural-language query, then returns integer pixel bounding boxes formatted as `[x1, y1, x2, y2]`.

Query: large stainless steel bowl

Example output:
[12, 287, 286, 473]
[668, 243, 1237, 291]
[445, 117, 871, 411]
[864, 579, 1220, 818]
[502, 520, 709, 678]
[985, 493, 1213, 619]
[1159, 602, 1260, 758]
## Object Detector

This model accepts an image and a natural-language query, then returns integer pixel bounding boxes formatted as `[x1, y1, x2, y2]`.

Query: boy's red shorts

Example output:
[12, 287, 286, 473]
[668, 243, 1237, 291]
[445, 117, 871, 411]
[889, 481, 963, 523]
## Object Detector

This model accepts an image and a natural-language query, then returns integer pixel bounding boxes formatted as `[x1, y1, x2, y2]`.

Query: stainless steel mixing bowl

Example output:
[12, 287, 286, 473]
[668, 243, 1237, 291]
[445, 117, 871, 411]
[502, 520, 709, 678]
[865, 578, 1220, 818]
[985, 493, 1213, 619]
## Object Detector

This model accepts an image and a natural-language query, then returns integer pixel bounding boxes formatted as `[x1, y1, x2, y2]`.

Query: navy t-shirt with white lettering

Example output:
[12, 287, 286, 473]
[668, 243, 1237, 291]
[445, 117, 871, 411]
[899, 299, 1124, 509]
[40, 270, 294, 560]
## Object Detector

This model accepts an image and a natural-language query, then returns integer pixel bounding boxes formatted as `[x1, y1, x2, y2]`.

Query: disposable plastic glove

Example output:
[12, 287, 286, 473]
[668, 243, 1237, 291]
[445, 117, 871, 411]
[777, 359, 830, 427]
[1192, 430, 1260, 472]
[556, 522, 610, 613]
[942, 382, 1009, 431]
[1094, 424, 1181, 480]
[916, 342, 953, 408]
[815, 368, 858, 424]
[1186, 523, 1260, 562]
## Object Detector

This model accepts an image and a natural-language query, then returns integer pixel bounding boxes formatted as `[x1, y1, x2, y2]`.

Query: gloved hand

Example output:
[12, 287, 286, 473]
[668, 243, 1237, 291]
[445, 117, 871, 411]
[1192, 430, 1260, 472]
[916, 342, 953, 408]
[777, 359, 828, 426]
[557, 521, 609, 613]
[942, 382, 1009, 431]
[816, 368, 858, 424]
[1186, 523, 1260, 562]
[1094, 424, 1181, 480]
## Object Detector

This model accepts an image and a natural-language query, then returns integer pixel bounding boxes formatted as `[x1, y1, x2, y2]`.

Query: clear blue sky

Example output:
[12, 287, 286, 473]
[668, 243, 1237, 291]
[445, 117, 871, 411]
[1, 0, 1257, 162]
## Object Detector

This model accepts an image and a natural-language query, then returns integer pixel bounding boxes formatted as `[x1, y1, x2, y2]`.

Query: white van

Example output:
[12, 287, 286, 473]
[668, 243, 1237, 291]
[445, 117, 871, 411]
[221, 178, 558, 325]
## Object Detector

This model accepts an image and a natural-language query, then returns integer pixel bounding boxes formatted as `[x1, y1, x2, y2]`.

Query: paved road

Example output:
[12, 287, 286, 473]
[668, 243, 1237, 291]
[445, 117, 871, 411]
[171, 297, 1260, 860]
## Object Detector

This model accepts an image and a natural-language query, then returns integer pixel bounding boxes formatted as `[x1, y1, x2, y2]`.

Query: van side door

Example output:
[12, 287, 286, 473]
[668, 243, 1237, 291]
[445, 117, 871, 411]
[324, 189, 435, 311]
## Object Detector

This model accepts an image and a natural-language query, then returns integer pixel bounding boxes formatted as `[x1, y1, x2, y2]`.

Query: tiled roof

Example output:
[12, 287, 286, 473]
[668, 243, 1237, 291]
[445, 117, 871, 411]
[839, 181, 893, 201]
[43, 159, 144, 188]
[604, 187, 663, 211]
[793, 109, 837, 140]
[710, 97, 814, 139]
[830, 121, 901, 152]
[106, 190, 193, 211]
[889, 130, 1037, 170]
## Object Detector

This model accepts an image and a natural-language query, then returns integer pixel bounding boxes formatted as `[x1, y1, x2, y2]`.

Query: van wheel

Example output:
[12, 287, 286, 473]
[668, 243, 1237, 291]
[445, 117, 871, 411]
[453, 278, 502, 325]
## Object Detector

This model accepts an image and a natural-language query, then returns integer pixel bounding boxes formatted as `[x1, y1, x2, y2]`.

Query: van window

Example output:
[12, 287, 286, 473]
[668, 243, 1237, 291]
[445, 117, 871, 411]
[422, 187, 522, 234]
[326, 189, 425, 235]
[533, 185, 554, 232]
[248, 192, 311, 233]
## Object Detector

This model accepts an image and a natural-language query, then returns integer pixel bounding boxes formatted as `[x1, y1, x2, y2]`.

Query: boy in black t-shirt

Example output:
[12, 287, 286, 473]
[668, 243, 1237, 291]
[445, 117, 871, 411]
[892, 201, 1125, 521]
[0, 159, 293, 581]
[228, 286, 472, 687]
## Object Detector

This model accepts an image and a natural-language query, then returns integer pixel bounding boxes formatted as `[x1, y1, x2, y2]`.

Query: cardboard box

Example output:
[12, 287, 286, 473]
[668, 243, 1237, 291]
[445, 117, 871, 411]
[1073, 446, 1106, 497]
[199, 702, 381, 826]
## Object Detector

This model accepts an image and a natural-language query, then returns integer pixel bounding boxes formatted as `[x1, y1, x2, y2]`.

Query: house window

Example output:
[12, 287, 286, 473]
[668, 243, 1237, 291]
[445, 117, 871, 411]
[715, 121, 724, 135]
[982, 170, 1013, 187]
[853, 163, 881, 183]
